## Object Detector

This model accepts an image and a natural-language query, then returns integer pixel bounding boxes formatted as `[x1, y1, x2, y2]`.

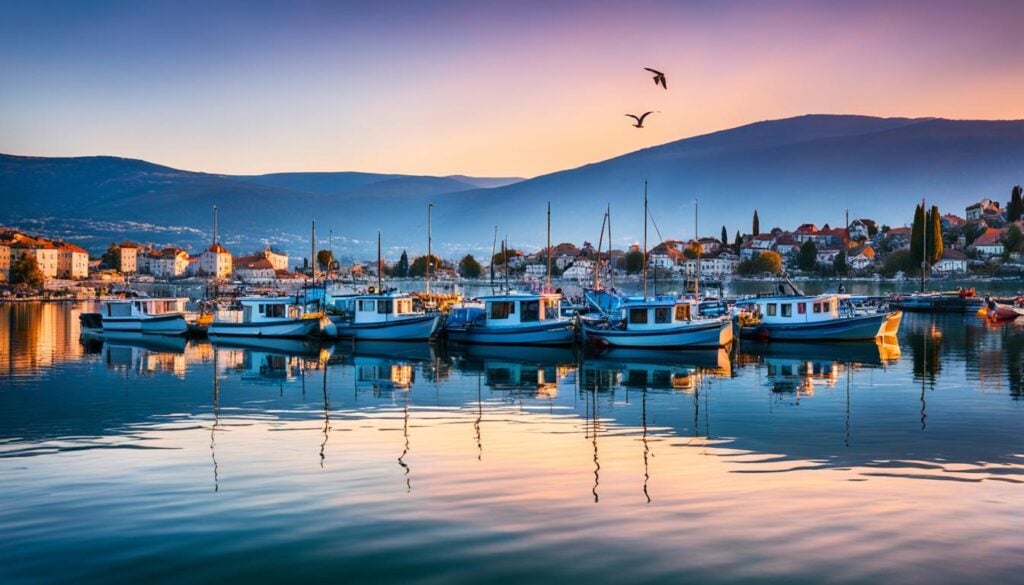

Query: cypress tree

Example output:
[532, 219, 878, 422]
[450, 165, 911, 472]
[910, 204, 924, 271]
[1008, 185, 1023, 223]
[928, 204, 943, 265]
[733, 230, 742, 254]
[752, 210, 760, 236]
[721, 225, 728, 245]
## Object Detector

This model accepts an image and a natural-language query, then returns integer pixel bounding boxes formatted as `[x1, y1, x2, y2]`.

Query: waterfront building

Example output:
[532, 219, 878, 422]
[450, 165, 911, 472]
[198, 244, 233, 279]
[113, 241, 141, 274]
[234, 256, 277, 284]
[740, 234, 776, 259]
[932, 249, 968, 274]
[149, 248, 189, 278]
[848, 219, 876, 241]
[263, 248, 289, 271]
[56, 242, 89, 279]
[0, 244, 9, 281]
[972, 228, 1006, 257]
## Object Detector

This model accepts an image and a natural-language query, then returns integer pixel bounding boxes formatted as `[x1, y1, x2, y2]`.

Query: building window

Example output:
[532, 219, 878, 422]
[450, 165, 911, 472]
[781, 304, 792, 317]
[489, 301, 515, 319]
[655, 307, 671, 323]
[767, 303, 777, 316]
[629, 308, 648, 324]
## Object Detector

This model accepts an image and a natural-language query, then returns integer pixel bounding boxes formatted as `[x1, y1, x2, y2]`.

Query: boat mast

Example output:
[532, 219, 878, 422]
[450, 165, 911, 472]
[602, 204, 610, 288]
[594, 211, 607, 291]
[427, 203, 433, 295]
[694, 199, 700, 299]
[490, 225, 498, 294]
[921, 197, 926, 293]
[311, 219, 317, 282]
[503, 238, 510, 292]
[546, 201, 552, 293]
[377, 230, 383, 292]
[642, 180, 648, 299]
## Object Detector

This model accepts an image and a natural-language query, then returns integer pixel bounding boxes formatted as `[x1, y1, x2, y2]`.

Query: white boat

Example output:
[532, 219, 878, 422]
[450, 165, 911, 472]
[581, 297, 733, 348]
[736, 294, 902, 341]
[207, 297, 326, 338]
[100, 297, 189, 336]
[328, 292, 441, 341]
[444, 292, 575, 345]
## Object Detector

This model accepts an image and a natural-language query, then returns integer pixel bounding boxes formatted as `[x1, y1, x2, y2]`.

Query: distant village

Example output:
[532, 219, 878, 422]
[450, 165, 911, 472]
[2, 189, 1023, 297]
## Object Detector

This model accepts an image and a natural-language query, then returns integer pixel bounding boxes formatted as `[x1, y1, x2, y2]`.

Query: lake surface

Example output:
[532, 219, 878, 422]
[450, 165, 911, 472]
[2, 302, 1023, 584]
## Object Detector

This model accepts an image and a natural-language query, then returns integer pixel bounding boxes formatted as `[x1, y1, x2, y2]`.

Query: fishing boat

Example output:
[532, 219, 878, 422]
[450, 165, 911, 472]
[894, 289, 985, 313]
[328, 291, 441, 341]
[979, 298, 1024, 322]
[737, 293, 901, 341]
[444, 292, 575, 345]
[99, 297, 189, 335]
[207, 296, 326, 338]
[581, 296, 734, 348]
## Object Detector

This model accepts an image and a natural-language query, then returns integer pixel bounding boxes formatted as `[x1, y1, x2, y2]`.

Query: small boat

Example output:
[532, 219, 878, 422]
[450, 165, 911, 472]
[980, 302, 1024, 322]
[328, 292, 441, 341]
[737, 294, 901, 341]
[580, 297, 733, 349]
[893, 290, 985, 313]
[444, 292, 575, 345]
[207, 297, 326, 338]
[100, 297, 189, 335]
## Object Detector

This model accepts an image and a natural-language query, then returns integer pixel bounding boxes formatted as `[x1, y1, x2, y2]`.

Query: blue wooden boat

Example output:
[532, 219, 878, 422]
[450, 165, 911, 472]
[736, 294, 901, 342]
[894, 291, 985, 313]
[328, 292, 441, 341]
[443, 292, 575, 345]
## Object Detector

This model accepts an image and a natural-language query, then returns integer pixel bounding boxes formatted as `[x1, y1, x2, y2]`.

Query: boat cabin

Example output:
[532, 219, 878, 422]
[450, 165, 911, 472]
[238, 297, 320, 323]
[740, 295, 840, 324]
[478, 293, 562, 327]
[343, 293, 423, 323]
[103, 298, 187, 319]
[616, 298, 696, 330]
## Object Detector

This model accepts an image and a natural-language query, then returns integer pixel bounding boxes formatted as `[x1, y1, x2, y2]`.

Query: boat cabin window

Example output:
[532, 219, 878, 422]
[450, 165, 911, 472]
[377, 300, 393, 314]
[521, 300, 540, 322]
[288, 305, 300, 319]
[395, 299, 412, 314]
[797, 302, 806, 315]
[107, 303, 131, 317]
[781, 304, 792, 317]
[358, 300, 375, 312]
[629, 308, 648, 324]
[489, 301, 515, 320]
[813, 302, 822, 313]
[674, 304, 691, 321]
[767, 303, 777, 316]
[655, 307, 671, 324]
[262, 303, 285, 318]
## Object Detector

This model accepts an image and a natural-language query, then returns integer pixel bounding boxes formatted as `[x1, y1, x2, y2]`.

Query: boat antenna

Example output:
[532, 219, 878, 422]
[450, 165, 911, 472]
[502, 238, 510, 293]
[311, 218, 317, 283]
[642, 180, 648, 299]
[920, 197, 926, 293]
[377, 230, 383, 292]
[491, 225, 498, 294]
[546, 201, 552, 293]
[427, 202, 433, 295]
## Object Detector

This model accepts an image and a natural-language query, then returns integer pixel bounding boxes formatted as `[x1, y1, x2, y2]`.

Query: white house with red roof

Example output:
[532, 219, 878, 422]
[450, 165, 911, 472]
[972, 228, 1006, 256]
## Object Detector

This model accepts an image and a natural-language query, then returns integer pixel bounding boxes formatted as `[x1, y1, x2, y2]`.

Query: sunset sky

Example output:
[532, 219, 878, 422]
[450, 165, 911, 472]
[2, 0, 1023, 178]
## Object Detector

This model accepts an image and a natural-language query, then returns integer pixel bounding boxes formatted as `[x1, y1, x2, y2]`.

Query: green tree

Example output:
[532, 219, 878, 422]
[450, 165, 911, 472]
[458, 254, 482, 278]
[797, 240, 818, 271]
[1008, 185, 1023, 223]
[833, 251, 848, 275]
[867, 224, 879, 238]
[910, 203, 925, 272]
[624, 250, 644, 274]
[733, 230, 742, 254]
[316, 249, 334, 271]
[11, 254, 45, 288]
[395, 250, 410, 277]
[409, 254, 442, 277]
[881, 249, 913, 277]
[927, 204, 943, 266]
[1005, 225, 1024, 254]
[752, 210, 760, 236]
[755, 250, 782, 275]
[721, 225, 728, 245]
[491, 249, 522, 266]
[963, 222, 985, 246]
[682, 241, 703, 259]
[100, 243, 119, 270]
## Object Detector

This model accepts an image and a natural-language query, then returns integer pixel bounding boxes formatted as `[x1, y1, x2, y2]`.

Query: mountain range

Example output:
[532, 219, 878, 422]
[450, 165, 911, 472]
[2, 114, 1023, 259]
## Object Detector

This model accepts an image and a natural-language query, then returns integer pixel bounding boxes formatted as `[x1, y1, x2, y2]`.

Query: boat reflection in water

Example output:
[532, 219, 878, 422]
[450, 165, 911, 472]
[447, 344, 576, 398]
[581, 347, 732, 392]
[101, 333, 190, 376]
[210, 335, 331, 385]
[332, 341, 439, 393]
[742, 338, 900, 397]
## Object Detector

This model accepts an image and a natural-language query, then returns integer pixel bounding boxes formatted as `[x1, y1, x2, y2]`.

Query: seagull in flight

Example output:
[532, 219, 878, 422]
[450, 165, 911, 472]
[625, 111, 655, 128]
[644, 67, 667, 89]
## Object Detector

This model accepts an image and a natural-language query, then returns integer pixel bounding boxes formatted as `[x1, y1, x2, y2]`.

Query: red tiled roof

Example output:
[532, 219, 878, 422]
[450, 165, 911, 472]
[973, 228, 1005, 246]
[942, 249, 967, 260]
[207, 244, 230, 254]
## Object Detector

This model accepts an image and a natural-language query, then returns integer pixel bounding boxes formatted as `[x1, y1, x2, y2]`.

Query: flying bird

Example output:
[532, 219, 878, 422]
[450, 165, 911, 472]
[625, 112, 655, 128]
[644, 67, 667, 89]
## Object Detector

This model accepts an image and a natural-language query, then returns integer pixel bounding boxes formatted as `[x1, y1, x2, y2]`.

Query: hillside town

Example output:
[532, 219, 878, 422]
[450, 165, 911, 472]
[2, 189, 1023, 297]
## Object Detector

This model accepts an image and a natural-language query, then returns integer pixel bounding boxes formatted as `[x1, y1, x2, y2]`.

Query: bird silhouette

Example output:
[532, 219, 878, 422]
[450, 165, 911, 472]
[644, 67, 667, 89]
[625, 112, 655, 128]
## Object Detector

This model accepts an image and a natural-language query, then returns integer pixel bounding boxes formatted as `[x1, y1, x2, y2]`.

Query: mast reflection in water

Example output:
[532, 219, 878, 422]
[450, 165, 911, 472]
[2, 304, 1024, 584]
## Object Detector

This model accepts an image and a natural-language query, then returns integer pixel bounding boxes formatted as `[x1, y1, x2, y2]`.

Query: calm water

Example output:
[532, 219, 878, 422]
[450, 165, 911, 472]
[2, 303, 1023, 584]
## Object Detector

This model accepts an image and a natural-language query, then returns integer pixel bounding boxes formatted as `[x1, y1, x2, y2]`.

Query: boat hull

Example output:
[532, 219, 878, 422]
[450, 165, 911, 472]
[742, 312, 896, 341]
[444, 320, 575, 346]
[329, 313, 440, 341]
[896, 295, 984, 313]
[581, 318, 733, 348]
[102, 313, 188, 336]
[207, 317, 322, 338]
